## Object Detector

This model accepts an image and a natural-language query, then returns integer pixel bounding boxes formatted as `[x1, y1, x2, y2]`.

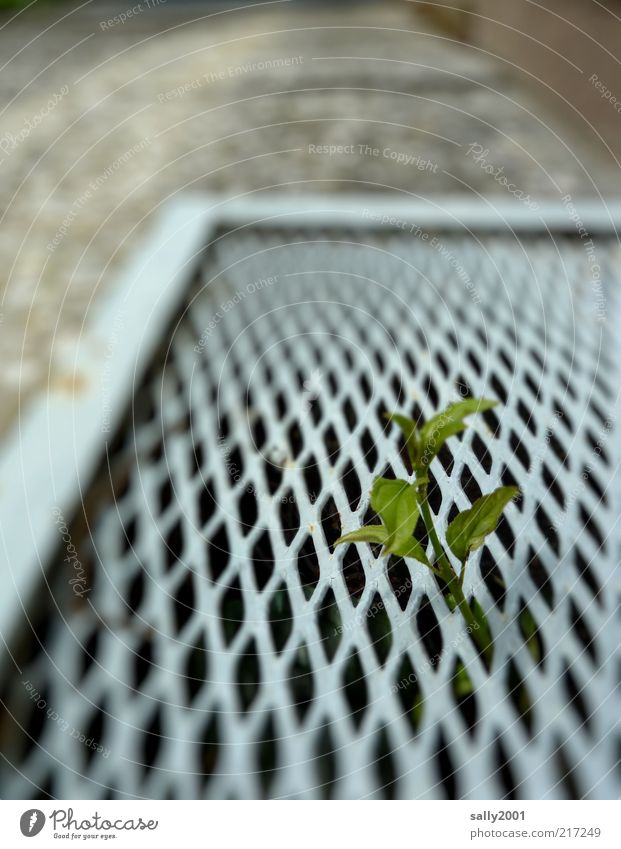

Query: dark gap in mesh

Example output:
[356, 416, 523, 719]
[288, 644, 314, 720]
[423, 374, 440, 409]
[506, 658, 533, 734]
[490, 373, 507, 405]
[297, 536, 320, 599]
[366, 593, 392, 667]
[416, 596, 443, 668]
[158, 477, 173, 514]
[321, 496, 341, 553]
[207, 524, 230, 582]
[460, 466, 482, 504]
[496, 513, 516, 556]
[121, 515, 137, 556]
[455, 375, 473, 399]
[574, 547, 603, 607]
[427, 470, 443, 514]
[264, 460, 283, 495]
[142, 708, 162, 773]
[342, 544, 366, 605]
[133, 636, 153, 690]
[288, 421, 304, 459]
[315, 722, 337, 800]
[479, 546, 506, 610]
[527, 547, 555, 609]
[235, 639, 261, 711]
[435, 728, 458, 799]
[436, 350, 450, 378]
[302, 458, 322, 506]
[509, 430, 531, 472]
[174, 572, 195, 631]
[280, 491, 300, 547]
[535, 503, 560, 556]
[541, 463, 565, 508]
[529, 347, 545, 372]
[341, 461, 362, 512]
[342, 650, 368, 728]
[342, 398, 357, 431]
[359, 372, 372, 401]
[394, 654, 423, 735]
[452, 659, 477, 737]
[518, 600, 545, 668]
[517, 399, 537, 435]
[83, 700, 106, 767]
[437, 442, 454, 475]
[238, 488, 258, 537]
[467, 349, 482, 376]
[554, 739, 582, 799]
[252, 531, 275, 592]
[404, 349, 417, 376]
[374, 727, 397, 799]
[256, 715, 278, 796]
[585, 428, 610, 466]
[524, 372, 542, 401]
[200, 713, 220, 787]
[390, 374, 405, 405]
[165, 519, 183, 572]
[548, 431, 569, 467]
[199, 480, 217, 526]
[268, 584, 294, 654]
[481, 406, 500, 435]
[220, 578, 245, 646]
[494, 735, 520, 800]
[447, 329, 458, 350]
[185, 634, 209, 702]
[387, 557, 412, 611]
[317, 588, 342, 661]
[578, 503, 606, 550]
[360, 427, 378, 471]
[80, 629, 100, 681]
[568, 598, 598, 664]
[562, 662, 592, 734]
[498, 347, 514, 374]
[322, 424, 340, 465]
[275, 391, 287, 419]
[472, 432, 492, 474]
[582, 467, 607, 505]
[552, 399, 573, 434]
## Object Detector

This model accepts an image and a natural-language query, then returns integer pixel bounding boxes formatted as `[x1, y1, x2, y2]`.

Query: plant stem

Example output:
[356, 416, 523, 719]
[417, 481, 493, 666]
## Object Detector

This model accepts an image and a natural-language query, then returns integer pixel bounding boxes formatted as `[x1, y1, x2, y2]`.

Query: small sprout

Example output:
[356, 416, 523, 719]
[336, 397, 519, 668]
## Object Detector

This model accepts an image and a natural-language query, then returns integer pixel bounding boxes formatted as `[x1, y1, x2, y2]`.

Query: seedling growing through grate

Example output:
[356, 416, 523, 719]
[336, 399, 519, 667]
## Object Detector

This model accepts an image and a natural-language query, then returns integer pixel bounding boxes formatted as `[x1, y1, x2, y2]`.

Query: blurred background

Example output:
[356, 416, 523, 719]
[0, 0, 620, 438]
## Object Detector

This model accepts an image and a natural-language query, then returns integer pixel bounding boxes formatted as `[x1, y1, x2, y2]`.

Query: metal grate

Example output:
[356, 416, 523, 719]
[2, 213, 621, 799]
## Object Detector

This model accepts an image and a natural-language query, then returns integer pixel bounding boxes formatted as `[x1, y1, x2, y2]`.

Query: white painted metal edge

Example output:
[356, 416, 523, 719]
[0, 196, 217, 664]
[1, 192, 620, 666]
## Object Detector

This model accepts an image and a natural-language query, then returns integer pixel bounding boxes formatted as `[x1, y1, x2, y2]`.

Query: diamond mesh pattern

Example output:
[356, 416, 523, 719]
[2, 225, 621, 799]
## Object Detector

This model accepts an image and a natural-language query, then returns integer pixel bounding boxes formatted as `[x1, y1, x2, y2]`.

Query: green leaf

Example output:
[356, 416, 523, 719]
[387, 535, 430, 565]
[384, 412, 420, 466]
[335, 525, 388, 546]
[419, 398, 497, 466]
[370, 477, 418, 551]
[446, 485, 520, 563]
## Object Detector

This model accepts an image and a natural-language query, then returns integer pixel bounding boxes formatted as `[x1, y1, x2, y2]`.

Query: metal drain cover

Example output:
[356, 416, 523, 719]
[1, 196, 620, 799]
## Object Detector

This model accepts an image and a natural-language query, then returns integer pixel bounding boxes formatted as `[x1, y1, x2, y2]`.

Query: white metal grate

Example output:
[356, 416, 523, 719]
[2, 209, 621, 800]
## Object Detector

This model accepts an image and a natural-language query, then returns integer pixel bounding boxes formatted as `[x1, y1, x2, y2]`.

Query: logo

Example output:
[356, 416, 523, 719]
[20, 810, 45, 837]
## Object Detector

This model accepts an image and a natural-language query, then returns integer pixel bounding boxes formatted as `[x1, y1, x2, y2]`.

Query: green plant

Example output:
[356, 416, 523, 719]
[335, 398, 519, 667]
